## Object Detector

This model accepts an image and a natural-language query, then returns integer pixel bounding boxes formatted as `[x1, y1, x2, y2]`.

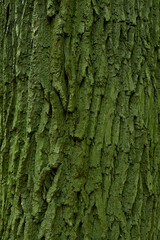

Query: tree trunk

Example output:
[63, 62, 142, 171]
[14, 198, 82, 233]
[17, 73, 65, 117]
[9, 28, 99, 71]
[1, 0, 160, 239]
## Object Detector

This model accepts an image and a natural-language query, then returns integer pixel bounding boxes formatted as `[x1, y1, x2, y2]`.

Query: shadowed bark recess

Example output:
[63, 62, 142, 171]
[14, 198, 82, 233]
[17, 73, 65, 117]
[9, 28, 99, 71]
[1, 0, 160, 239]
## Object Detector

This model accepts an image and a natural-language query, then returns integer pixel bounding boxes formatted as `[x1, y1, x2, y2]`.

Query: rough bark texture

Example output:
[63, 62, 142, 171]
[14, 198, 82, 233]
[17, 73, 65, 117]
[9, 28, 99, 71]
[1, 0, 160, 239]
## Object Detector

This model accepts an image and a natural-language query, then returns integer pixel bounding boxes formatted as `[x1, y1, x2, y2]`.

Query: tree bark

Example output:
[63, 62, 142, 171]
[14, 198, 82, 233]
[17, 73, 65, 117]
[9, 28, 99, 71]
[1, 0, 160, 239]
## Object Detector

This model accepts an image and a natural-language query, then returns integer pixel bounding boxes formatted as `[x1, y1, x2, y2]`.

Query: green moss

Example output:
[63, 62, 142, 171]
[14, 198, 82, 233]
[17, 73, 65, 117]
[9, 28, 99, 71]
[1, 0, 160, 239]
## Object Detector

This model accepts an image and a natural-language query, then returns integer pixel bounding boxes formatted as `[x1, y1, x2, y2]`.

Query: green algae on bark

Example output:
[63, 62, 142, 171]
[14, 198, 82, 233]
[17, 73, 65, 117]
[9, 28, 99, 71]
[1, 0, 160, 239]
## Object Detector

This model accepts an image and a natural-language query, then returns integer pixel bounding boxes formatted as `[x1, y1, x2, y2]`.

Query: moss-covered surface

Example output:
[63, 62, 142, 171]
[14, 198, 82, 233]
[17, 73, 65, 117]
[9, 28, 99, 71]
[1, 0, 160, 239]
